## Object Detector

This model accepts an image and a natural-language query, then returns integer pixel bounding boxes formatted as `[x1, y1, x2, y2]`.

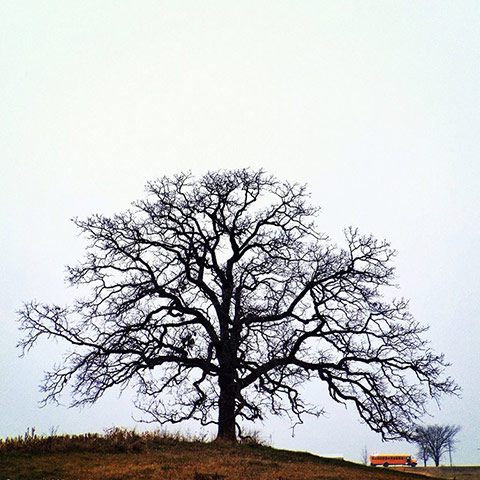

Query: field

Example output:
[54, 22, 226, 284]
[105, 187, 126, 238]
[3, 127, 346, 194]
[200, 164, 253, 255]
[398, 466, 480, 480]
[0, 428, 454, 480]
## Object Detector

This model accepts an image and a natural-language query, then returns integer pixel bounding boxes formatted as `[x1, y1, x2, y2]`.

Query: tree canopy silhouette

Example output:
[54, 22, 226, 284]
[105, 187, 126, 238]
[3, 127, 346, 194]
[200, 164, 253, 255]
[18, 169, 457, 442]
[413, 424, 461, 466]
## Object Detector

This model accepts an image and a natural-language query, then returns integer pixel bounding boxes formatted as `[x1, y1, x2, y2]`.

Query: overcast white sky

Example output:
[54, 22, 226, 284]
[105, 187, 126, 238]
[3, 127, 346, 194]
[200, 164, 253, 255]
[1, 0, 479, 465]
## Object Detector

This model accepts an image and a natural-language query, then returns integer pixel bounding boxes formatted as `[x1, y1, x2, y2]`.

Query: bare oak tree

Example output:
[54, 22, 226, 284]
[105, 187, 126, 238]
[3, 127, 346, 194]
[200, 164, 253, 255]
[413, 424, 461, 466]
[18, 169, 457, 442]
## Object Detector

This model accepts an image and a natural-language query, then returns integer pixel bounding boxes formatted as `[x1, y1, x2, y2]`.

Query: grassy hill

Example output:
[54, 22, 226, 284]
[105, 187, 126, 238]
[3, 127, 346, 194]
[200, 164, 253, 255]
[0, 428, 447, 480]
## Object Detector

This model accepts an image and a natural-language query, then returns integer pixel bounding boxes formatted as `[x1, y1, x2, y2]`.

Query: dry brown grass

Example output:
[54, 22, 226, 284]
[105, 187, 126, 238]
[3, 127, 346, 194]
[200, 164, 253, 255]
[0, 428, 449, 480]
[398, 466, 480, 480]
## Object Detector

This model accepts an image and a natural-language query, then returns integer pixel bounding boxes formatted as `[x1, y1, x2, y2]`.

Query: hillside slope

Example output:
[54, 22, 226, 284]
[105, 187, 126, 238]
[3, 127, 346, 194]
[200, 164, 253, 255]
[0, 431, 441, 480]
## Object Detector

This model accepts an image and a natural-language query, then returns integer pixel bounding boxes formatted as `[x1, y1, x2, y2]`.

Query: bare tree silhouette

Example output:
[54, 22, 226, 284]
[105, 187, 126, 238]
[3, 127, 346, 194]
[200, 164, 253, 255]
[18, 169, 458, 442]
[413, 425, 461, 466]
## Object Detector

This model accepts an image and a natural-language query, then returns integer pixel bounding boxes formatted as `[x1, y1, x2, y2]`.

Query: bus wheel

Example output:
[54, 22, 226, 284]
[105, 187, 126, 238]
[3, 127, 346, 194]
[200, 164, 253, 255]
[383, 463, 389, 467]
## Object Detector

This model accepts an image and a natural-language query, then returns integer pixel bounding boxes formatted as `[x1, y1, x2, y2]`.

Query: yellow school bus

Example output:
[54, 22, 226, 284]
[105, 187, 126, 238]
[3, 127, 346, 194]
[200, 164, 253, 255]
[370, 454, 417, 467]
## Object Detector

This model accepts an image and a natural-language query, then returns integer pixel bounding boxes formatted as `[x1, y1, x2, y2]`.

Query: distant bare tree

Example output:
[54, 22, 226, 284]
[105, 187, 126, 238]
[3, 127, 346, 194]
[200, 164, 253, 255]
[360, 445, 369, 465]
[413, 425, 461, 466]
[417, 442, 430, 467]
[18, 169, 458, 442]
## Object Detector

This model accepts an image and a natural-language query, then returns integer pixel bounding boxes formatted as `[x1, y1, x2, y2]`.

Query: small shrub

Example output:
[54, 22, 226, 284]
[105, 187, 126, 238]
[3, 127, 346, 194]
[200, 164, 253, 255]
[104, 427, 147, 453]
[238, 429, 268, 447]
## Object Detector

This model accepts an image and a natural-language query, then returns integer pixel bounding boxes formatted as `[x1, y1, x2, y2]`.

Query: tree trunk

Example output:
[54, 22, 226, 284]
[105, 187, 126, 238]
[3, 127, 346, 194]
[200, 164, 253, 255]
[216, 374, 237, 443]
